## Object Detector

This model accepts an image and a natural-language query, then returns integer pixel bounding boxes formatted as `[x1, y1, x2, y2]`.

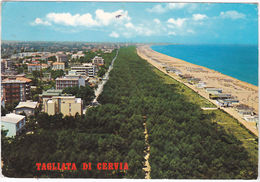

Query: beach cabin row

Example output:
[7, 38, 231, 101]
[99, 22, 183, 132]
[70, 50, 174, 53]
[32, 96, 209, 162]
[165, 67, 182, 75]
[235, 104, 258, 123]
[205, 87, 239, 107]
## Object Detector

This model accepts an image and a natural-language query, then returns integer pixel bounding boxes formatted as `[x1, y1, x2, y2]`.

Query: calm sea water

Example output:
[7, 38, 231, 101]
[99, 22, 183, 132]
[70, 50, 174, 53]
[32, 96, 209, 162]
[151, 44, 258, 86]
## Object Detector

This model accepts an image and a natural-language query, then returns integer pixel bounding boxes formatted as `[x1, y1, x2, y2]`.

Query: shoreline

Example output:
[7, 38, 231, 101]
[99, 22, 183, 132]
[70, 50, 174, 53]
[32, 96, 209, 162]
[150, 45, 258, 89]
[137, 45, 258, 136]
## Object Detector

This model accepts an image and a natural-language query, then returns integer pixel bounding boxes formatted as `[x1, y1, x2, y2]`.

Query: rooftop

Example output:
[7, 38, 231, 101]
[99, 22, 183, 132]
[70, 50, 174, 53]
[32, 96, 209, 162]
[15, 101, 38, 109]
[16, 77, 32, 82]
[53, 62, 65, 65]
[40, 89, 63, 96]
[56, 77, 80, 81]
[28, 64, 41, 66]
[1, 113, 25, 124]
[2, 77, 32, 83]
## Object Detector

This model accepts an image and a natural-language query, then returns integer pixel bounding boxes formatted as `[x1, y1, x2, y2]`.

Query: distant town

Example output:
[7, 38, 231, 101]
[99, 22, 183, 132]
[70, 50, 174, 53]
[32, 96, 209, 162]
[1, 41, 133, 137]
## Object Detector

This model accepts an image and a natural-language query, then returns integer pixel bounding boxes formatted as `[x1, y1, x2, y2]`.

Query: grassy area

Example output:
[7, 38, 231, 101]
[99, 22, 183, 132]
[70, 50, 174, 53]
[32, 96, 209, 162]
[151, 64, 258, 166]
[204, 109, 258, 164]
[152, 67, 215, 108]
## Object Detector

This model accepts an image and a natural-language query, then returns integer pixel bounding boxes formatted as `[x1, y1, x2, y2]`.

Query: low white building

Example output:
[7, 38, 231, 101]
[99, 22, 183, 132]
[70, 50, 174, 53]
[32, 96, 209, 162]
[1, 113, 26, 137]
[15, 101, 38, 116]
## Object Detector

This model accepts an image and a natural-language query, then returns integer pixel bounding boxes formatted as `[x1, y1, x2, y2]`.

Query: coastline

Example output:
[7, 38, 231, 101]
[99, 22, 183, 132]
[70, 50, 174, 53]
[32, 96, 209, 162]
[137, 45, 258, 136]
[150, 44, 258, 88]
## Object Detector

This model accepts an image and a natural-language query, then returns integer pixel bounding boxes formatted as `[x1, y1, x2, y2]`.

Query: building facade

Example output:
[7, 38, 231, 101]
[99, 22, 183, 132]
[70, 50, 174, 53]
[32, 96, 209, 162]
[56, 76, 85, 90]
[92, 56, 104, 66]
[39, 89, 63, 112]
[44, 96, 83, 116]
[1, 113, 26, 137]
[56, 54, 68, 62]
[28, 64, 41, 72]
[1, 77, 32, 104]
[52, 62, 65, 70]
[15, 101, 38, 116]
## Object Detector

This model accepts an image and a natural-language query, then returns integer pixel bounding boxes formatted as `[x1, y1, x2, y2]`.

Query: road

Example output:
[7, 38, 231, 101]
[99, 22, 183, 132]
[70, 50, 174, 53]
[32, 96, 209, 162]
[83, 50, 118, 114]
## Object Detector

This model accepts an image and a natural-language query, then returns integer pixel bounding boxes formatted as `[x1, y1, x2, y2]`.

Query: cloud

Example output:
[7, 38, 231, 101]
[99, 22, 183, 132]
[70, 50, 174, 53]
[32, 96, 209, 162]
[192, 14, 208, 21]
[32, 9, 131, 27]
[146, 4, 166, 13]
[124, 22, 154, 37]
[187, 29, 195, 34]
[95, 9, 131, 26]
[220, 10, 246, 19]
[46, 13, 98, 27]
[109, 31, 119, 38]
[153, 18, 161, 24]
[31, 18, 51, 26]
[147, 3, 194, 13]
[167, 18, 187, 27]
[168, 31, 176, 36]
[125, 22, 135, 29]
[167, 3, 187, 9]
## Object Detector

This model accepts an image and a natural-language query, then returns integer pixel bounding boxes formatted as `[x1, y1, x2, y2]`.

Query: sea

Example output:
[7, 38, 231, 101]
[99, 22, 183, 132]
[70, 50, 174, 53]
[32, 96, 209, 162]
[151, 44, 258, 86]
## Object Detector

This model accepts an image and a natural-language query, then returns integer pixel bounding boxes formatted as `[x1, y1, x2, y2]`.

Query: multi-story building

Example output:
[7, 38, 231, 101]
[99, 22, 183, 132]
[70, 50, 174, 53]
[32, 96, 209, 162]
[52, 62, 65, 70]
[28, 64, 41, 72]
[56, 76, 85, 90]
[71, 66, 86, 75]
[92, 56, 104, 66]
[56, 54, 68, 62]
[1, 113, 26, 137]
[39, 89, 63, 112]
[44, 95, 83, 116]
[1, 77, 32, 104]
[1, 59, 14, 72]
[82, 63, 97, 77]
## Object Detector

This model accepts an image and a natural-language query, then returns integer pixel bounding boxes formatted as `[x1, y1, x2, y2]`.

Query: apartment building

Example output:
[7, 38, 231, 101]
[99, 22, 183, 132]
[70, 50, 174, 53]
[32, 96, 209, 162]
[1, 77, 32, 104]
[56, 54, 68, 62]
[39, 89, 63, 112]
[92, 56, 104, 66]
[56, 76, 85, 89]
[28, 64, 41, 72]
[52, 62, 65, 70]
[44, 95, 83, 116]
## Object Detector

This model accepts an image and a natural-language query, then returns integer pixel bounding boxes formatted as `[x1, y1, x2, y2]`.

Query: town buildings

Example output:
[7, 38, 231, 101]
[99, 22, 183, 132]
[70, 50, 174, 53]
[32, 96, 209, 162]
[44, 95, 83, 116]
[1, 113, 26, 137]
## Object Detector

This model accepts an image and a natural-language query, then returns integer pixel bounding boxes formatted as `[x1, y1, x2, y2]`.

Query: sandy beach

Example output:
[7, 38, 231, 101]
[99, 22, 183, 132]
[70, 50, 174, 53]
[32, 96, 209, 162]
[137, 45, 258, 136]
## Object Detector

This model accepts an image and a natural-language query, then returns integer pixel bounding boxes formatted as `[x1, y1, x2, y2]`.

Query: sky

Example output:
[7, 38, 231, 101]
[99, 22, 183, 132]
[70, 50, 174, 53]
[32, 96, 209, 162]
[1, 1, 258, 44]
